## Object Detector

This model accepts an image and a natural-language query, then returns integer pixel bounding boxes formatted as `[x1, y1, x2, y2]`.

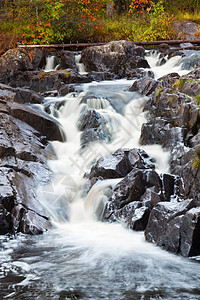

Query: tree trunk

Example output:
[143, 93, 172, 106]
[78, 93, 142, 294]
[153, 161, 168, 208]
[106, 0, 114, 18]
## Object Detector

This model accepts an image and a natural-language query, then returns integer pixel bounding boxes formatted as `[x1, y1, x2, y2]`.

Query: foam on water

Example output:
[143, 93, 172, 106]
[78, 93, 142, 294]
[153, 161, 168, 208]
[1, 49, 200, 300]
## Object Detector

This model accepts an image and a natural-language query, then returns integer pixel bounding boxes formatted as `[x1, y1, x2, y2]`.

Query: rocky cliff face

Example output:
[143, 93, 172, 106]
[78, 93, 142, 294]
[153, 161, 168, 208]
[0, 83, 65, 234]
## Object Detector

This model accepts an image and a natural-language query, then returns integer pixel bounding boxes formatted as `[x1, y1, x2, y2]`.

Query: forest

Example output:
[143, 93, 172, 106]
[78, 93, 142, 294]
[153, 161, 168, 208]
[0, 0, 200, 52]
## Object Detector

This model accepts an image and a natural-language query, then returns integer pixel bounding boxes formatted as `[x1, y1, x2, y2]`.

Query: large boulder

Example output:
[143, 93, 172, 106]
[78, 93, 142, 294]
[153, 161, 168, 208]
[9, 70, 91, 92]
[57, 50, 78, 71]
[81, 40, 150, 78]
[77, 106, 112, 148]
[144, 88, 199, 130]
[87, 148, 178, 231]
[145, 199, 200, 257]
[7, 101, 65, 142]
[0, 83, 43, 104]
[27, 48, 46, 70]
[129, 77, 160, 96]
[0, 109, 55, 235]
[181, 79, 200, 97]
[0, 49, 33, 83]
[140, 117, 187, 150]
[0, 167, 51, 235]
[87, 148, 155, 184]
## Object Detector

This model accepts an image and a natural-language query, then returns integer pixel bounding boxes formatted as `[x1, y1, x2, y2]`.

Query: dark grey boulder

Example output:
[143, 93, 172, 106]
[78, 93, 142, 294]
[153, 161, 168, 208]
[129, 77, 160, 96]
[144, 88, 199, 130]
[0, 107, 55, 235]
[180, 207, 200, 257]
[0, 83, 43, 104]
[158, 43, 183, 59]
[57, 50, 78, 71]
[181, 79, 200, 97]
[140, 117, 187, 150]
[77, 107, 112, 148]
[29, 48, 46, 69]
[7, 101, 65, 142]
[87, 148, 155, 182]
[58, 84, 69, 96]
[81, 40, 150, 78]
[0, 49, 33, 83]
[158, 73, 180, 89]
[145, 199, 200, 257]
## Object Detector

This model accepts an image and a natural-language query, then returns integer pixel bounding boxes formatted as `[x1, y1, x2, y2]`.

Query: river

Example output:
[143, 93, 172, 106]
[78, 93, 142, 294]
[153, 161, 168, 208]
[1, 50, 200, 299]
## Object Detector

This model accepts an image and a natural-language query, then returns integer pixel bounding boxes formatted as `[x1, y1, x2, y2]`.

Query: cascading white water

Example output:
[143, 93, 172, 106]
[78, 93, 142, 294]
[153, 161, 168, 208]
[75, 53, 88, 75]
[44, 55, 59, 71]
[38, 77, 170, 225]
[145, 49, 192, 79]
[2, 50, 200, 300]
[39, 48, 200, 226]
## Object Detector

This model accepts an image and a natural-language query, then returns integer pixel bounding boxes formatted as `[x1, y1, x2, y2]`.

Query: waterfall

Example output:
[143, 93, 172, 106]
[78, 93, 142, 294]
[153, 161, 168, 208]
[38, 78, 169, 224]
[145, 50, 192, 79]
[2, 50, 200, 300]
[44, 55, 59, 71]
[75, 53, 88, 75]
[39, 50, 199, 224]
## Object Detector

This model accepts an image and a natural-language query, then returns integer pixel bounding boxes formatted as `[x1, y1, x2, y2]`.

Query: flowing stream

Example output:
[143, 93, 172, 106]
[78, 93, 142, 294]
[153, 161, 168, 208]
[1, 50, 200, 300]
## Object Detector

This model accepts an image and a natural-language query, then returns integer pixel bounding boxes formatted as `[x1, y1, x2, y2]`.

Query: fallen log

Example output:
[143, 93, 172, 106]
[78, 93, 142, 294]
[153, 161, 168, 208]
[17, 39, 200, 50]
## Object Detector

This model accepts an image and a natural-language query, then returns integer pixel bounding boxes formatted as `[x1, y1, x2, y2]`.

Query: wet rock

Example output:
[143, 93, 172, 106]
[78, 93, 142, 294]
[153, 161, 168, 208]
[81, 40, 150, 78]
[181, 79, 200, 97]
[158, 43, 183, 59]
[140, 117, 187, 150]
[77, 107, 112, 148]
[1, 69, 91, 92]
[129, 77, 160, 96]
[0, 83, 43, 104]
[28, 48, 46, 69]
[7, 102, 65, 142]
[181, 51, 200, 70]
[57, 50, 77, 71]
[14, 87, 43, 104]
[87, 148, 155, 181]
[158, 73, 180, 89]
[58, 84, 69, 96]
[170, 146, 200, 200]
[0, 49, 33, 83]
[185, 67, 200, 80]
[190, 130, 200, 147]
[145, 199, 200, 256]
[0, 168, 51, 235]
[180, 207, 200, 257]
[145, 88, 199, 130]
[88, 71, 115, 82]
[0, 108, 55, 235]
[0, 89, 16, 103]
[109, 202, 150, 231]
[103, 168, 163, 222]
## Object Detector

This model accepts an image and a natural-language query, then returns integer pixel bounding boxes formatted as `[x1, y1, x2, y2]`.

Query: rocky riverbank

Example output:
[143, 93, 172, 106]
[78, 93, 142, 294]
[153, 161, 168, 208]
[0, 40, 200, 257]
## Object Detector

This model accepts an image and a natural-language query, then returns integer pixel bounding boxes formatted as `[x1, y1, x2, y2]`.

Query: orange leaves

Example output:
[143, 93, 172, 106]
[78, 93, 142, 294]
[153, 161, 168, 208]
[129, 0, 153, 15]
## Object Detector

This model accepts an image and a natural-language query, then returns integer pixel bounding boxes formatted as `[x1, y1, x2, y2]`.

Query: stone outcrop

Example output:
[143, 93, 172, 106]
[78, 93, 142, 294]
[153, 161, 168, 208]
[86, 148, 180, 232]
[77, 106, 112, 148]
[128, 50, 200, 256]
[80, 40, 150, 78]
[0, 84, 65, 234]
[0, 49, 33, 83]
[145, 200, 200, 257]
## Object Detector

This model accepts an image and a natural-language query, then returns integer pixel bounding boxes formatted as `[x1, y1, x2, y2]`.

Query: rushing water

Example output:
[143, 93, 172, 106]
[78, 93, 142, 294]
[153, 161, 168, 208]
[1, 50, 200, 300]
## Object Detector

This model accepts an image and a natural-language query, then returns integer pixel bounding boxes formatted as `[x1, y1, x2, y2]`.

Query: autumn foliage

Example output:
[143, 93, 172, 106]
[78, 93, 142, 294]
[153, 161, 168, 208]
[129, 0, 153, 15]
[0, 0, 178, 46]
[4, 0, 107, 44]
